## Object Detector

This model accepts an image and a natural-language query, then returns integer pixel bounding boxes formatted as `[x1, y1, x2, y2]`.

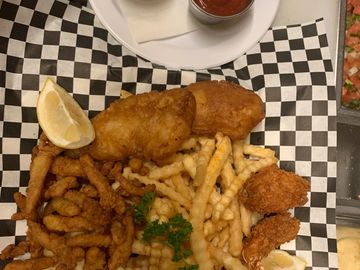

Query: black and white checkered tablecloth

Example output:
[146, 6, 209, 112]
[0, 0, 337, 269]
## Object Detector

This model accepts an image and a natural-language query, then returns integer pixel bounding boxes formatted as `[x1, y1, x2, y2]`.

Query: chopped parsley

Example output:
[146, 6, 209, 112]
[143, 214, 198, 270]
[134, 191, 156, 224]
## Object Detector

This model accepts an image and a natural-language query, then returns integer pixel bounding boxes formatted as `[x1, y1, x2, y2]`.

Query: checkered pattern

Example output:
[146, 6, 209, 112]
[0, 0, 337, 269]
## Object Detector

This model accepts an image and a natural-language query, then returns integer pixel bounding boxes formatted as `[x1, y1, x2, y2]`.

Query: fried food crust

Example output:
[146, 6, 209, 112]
[3, 256, 57, 270]
[80, 154, 126, 215]
[242, 213, 300, 270]
[108, 212, 135, 270]
[26, 134, 63, 220]
[239, 164, 310, 214]
[86, 88, 196, 161]
[84, 247, 106, 270]
[186, 80, 264, 140]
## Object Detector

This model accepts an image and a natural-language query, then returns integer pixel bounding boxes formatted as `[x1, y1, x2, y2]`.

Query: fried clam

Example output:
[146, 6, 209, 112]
[26, 134, 63, 221]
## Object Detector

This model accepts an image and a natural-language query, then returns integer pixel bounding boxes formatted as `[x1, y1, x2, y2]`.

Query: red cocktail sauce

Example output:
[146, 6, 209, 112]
[193, 0, 251, 16]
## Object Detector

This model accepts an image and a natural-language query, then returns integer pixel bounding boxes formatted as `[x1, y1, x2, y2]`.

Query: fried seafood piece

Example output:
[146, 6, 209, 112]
[64, 190, 111, 227]
[0, 241, 29, 260]
[86, 88, 196, 161]
[11, 192, 27, 220]
[4, 256, 57, 270]
[43, 215, 101, 233]
[80, 154, 126, 215]
[84, 247, 106, 270]
[186, 80, 264, 139]
[108, 212, 135, 270]
[44, 176, 79, 200]
[50, 156, 85, 177]
[26, 134, 63, 220]
[239, 164, 310, 214]
[242, 213, 300, 270]
[27, 221, 84, 269]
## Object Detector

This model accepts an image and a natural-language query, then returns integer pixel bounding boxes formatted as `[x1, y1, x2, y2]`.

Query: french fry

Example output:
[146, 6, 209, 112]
[148, 161, 184, 180]
[208, 244, 247, 270]
[221, 158, 243, 257]
[193, 137, 215, 186]
[190, 134, 231, 270]
[183, 154, 197, 179]
[212, 156, 277, 222]
[180, 136, 198, 150]
[149, 242, 162, 270]
[124, 168, 191, 210]
[239, 203, 252, 237]
[171, 173, 194, 201]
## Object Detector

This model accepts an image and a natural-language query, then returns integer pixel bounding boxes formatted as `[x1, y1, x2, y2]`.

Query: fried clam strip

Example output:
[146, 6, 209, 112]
[79, 154, 126, 215]
[242, 213, 300, 270]
[190, 134, 232, 270]
[212, 144, 277, 222]
[43, 197, 81, 217]
[108, 212, 135, 270]
[114, 173, 155, 197]
[0, 241, 29, 260]
[43, 214, 101, 233]
[11, 192, 27, 220]
[44, 176, 79, 200]
[3, 256, 57, 270]
[63, 190, 111, 227]
[50, 156, 85, 177]
[27, 221, 84, 269]
[26, 134, 63, 220]
[221, 158, 243, 257]
[84, 247, 106, 270]
[66, 233, 112, 248]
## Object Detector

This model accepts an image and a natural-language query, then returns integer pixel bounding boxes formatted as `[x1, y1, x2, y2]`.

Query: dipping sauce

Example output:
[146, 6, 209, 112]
[193, 0, 251, 16]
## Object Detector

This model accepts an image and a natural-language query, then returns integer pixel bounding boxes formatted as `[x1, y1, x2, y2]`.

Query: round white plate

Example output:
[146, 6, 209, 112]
[89, 0, 280, 70]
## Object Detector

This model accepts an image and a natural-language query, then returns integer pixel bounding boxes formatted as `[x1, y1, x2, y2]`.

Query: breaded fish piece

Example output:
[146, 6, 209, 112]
[186, 80, 264, 139]
[86, 88, 196, 161]
[239, 164, 310, 214]
[242, 212, 300, 270]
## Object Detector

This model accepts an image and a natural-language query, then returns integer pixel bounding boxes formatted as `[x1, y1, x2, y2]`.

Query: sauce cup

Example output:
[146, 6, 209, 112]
[189, 0, 254, 24]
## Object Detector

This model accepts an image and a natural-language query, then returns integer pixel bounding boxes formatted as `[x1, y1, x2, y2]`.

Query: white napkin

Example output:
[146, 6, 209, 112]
[118, 0, 201, 43]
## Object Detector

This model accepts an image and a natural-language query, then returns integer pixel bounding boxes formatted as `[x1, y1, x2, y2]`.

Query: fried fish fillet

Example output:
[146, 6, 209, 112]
[86, 88, 196, 161]
[186, 80, 264, 139]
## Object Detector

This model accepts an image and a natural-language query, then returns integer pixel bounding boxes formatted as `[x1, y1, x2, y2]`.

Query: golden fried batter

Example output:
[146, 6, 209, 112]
[84, 247, 106, 270]
[242, 213, 300, 270]
[239, 164, 310, 214]
[4, 256, 57, 270]
[86, 88, 196, 161]
[186, 80, 264, 139]
[80, 154, 126, 215]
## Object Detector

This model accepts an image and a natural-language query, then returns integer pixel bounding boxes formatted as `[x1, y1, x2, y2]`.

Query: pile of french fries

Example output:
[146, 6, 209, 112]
[115, 132, 278, 270]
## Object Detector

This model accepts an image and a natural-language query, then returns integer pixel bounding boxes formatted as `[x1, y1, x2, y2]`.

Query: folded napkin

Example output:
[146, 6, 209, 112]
[118, 0, 201, 43]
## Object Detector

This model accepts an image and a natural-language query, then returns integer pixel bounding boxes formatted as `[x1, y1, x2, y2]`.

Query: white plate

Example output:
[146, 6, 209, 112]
[89, 0, 280, 70]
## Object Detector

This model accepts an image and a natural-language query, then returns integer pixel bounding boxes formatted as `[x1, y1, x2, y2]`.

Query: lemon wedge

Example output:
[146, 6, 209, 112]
[261, 250, 307, 270]
[36, 78, 95, 149]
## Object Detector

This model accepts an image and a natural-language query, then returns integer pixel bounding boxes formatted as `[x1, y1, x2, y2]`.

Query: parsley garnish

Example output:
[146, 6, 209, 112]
[134, 192, 156, 224]
[143, 214, 198, 269]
